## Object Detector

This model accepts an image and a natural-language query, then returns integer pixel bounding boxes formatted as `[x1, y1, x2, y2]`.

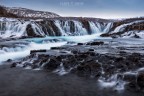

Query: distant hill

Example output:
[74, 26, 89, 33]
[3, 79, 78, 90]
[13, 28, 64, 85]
[0, 6, 18, 18]
[5, 7, 60, 19]
[0, 5, 60, 19]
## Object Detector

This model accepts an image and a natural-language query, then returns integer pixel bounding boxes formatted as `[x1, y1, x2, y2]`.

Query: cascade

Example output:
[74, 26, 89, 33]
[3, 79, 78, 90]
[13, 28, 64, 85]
[113, 20, 144, 33]
[0, 18, 115, 38]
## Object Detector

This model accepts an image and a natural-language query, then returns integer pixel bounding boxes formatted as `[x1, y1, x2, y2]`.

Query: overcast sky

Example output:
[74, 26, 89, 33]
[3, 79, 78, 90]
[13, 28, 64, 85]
[0, 0, 144, 19]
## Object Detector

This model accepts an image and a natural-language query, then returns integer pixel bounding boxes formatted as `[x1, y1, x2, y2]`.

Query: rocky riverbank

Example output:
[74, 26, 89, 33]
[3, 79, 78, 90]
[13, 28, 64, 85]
[6, 39, 144, 93]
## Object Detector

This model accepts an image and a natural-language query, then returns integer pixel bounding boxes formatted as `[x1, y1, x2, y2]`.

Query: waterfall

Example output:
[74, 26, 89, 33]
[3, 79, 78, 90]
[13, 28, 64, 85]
[54, 20, 88, 36]
[31, 22, 45, 36]
[113, 20, 144, 33]
[0, 20, 46, 38]
[54, 20, 68, 36]
[0, 21, 29, 38]
[89, 21, 101, 34]
[0, 17, 115, 38]
[103, 22, 113, 33]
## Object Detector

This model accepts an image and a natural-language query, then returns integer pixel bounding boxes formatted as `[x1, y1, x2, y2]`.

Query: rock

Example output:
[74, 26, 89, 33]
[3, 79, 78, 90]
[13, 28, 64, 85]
[23, 62, 32, 68]
[63, 55, 77, 69]
[119, 51, 127, 55]
[30, 50, 47, 54]
[79, 54, 88, 59]
[51, 47, 62, 50]
[133, 34, 140, 38]
[73, 60, 101, 77]
[128, 53, 141, 62]
[86, 51, 96, 56]
[71, 50, 79, 54]
[43, 58, 60, 70]
[137, 72, 144, 89]
[56, 56, 62, 62]
[31, 64, 39, 69]
[10, 63, 17, 68]
[115, 57, 124, 62]
[26, 24, 38, 37]
[7, 59, 12, 62]
[87, 41, 104, 46]
[89, 48, 95, 51]
[77, 43, 84, 45]
[123, 73, 137, 82]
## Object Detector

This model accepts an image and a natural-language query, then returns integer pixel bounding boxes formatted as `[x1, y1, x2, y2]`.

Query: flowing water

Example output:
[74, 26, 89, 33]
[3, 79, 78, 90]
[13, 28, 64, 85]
[0, 18, 144, 95]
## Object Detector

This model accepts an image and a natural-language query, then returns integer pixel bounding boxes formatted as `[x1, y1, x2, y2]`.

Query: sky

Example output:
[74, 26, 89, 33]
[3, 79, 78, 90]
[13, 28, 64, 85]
[0, 0, 144, 19]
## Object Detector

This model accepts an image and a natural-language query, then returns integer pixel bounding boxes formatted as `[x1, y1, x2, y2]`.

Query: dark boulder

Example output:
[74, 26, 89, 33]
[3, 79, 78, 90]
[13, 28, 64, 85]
[137, 72, 144, 89]
[30, 50, 47, 54]
[71, 50, 79, 54]
[123, 73, 137, 84]
[115, 57, 124, 62]
[10, 63, 17, 68]
[23, 62, 32, 68]
[73, 60, 101, 77]
[87, 41, 104, 46]
[77, 43, 84, 45]
[51, 47, 64, 50]
[7, 59, 12, 62]
[43, 58, 60, 70]
[128, 53, 141, 62]
[89, 48, 95, 52]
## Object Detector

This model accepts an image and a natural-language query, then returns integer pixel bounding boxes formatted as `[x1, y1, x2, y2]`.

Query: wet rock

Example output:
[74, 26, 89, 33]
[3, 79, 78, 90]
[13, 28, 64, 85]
[38, 54, 49, 59]
[26, 24, 38, 37]
[73, 60, 101, 77]
[128, 53, 141, 62]
[51, 47, 63, 50]
[56, 56, 62, 62]
[87, 51, 96, 56]
[119, 51, 127, 55]
[71, 50, 79, 54]
[77, 43, 84, 45]
[89, 48, 95, 51]
[30, 50, 47, 54]
[7, 59, 12, 62]
[87, 41, 104, 46]
[79, 54, 89, 59]
[133, 34, 140, 38]
[115, 57, 124, 62]
[123, 73, 137, 83]
[137, 72, 144, 89]
[23, 62, 32, 68]
[43, 58, 60, 70]
[31, 64, 39, 69]
[63, 55, 77, 69]
[10, 63, 17, 68]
